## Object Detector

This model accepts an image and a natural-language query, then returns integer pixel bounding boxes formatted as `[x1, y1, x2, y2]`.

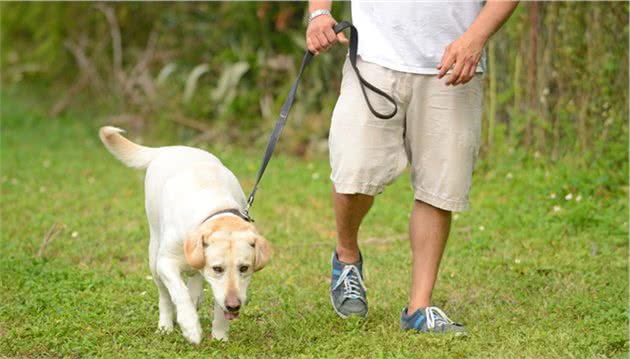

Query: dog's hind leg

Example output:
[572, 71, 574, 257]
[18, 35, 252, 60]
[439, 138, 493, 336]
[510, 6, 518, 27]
[187, 273, 204, 309]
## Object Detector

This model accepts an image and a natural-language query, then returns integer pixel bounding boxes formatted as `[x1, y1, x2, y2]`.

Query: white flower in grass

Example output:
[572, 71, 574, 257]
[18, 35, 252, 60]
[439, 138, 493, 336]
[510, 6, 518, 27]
[576, 194, 582, 202]
[140, 291, 147, 296]
[514, 258, 521, 264]
[311, 172, 320, 180]
[71, 231, 79, 238]
[453, 214, 460, 221]
[553, 205, 562, 212]
[549, 193, 557, 199]
[506, 172, 513, 180]
[478, 225, 485, 231]
[145, 276, 153, 280]
[565, 193, 573, 201]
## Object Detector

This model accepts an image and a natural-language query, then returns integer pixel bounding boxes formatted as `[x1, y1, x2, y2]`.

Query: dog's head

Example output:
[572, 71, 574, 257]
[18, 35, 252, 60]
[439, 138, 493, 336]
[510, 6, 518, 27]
[184, 215, 270, 320]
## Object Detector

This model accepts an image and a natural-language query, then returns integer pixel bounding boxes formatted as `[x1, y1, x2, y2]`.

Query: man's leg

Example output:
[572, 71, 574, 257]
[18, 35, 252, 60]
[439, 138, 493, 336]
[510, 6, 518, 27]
[327, 58, 408, 318]
[332, 188, 374, 263]
[407, 199, 451, 314]
[328, 186, 374, 318]
[399, 75, 482, 333]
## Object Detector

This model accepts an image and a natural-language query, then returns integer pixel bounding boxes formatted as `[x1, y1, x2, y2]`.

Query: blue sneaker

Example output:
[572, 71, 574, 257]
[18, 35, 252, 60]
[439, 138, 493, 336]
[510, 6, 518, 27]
[400, 306, 467, 335]
[330, 251, 368, 318]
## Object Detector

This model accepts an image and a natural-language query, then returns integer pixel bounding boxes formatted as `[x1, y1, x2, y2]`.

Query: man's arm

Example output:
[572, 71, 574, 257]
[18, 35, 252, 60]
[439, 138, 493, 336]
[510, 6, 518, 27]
[306, 0, 348, 55]
[438, 1, 519, 86]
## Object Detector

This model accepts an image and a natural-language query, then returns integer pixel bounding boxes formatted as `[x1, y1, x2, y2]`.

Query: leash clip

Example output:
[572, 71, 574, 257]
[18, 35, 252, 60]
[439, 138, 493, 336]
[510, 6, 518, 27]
[241, 209, 254, 223]
[243, 196, 255, 222]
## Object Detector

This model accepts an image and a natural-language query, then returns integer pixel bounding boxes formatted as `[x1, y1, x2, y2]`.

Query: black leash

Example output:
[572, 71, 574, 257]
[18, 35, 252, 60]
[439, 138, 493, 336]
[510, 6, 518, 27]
[244, 21, 397, 219]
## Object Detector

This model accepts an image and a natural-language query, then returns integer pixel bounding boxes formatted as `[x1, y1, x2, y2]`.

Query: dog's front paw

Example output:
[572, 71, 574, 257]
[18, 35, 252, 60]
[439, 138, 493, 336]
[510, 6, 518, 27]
[157, 317, 174, 334]
[181, 324, 202, 345]
[212, 330, 228, 341]
[156, 322, 174, 335]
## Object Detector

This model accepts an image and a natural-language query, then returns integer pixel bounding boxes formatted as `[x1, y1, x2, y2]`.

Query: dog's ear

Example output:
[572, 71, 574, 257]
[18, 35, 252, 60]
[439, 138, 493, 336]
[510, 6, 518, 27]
[184, 232, 207, 270]
[252, 235, 270, 272]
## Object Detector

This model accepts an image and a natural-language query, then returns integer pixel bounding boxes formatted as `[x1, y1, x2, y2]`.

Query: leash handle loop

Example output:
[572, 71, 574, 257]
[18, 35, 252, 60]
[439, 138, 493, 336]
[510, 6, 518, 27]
[246, 21, 397, 212]
[333, 21, 398, 120]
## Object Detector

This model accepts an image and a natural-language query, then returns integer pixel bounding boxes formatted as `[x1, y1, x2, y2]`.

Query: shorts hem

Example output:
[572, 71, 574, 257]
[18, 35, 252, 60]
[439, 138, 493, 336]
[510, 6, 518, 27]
[413, 187, 469, 212]
[332, 181, 384, 196]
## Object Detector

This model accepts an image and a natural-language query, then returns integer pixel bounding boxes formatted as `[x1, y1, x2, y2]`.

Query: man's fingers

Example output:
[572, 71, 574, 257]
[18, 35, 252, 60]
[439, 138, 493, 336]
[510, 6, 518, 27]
[315, 32, 330, 51]
[337, 32, 349, 45]
[455, 64, 471, 85]
[446, 60, 465, 85]
[309, 35, 322, 53]
[468, 62, 477, 77]
[467, 62, 477, 81]
[437, 45, 451, 71]
[324, 27, 337, 44]
[438, 54, 455, 79]
[461, 63, 477, 84]
[306, 37, 316, 54]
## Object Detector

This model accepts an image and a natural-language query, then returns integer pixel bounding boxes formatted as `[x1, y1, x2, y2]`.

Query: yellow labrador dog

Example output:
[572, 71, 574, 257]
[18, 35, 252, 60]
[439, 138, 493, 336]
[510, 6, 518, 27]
[99, 126, 270, 343]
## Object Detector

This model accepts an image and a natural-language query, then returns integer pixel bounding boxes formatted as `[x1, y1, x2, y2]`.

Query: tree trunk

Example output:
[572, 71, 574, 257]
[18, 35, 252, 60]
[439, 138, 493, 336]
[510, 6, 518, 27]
[525, 2, 540, 148]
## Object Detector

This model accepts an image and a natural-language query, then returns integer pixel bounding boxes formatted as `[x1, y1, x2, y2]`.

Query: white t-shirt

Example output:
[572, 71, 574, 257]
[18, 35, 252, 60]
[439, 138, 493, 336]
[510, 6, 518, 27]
[351, 1, 485, 74]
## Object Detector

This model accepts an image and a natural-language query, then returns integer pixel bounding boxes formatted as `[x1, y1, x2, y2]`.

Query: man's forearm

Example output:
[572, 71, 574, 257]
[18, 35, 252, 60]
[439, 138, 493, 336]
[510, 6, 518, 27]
[466, 1, 518, 43]
[309, 0, 331, 13]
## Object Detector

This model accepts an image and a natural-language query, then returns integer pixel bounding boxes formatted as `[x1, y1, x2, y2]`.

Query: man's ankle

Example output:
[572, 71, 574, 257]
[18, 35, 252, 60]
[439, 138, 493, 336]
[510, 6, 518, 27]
[335, 246, 361, 264]
[407, 300, 430, 315]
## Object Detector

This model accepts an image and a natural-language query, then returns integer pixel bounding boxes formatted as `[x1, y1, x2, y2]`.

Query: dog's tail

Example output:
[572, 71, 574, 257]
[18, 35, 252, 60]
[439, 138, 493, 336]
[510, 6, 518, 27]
[98, 126, 159, 169]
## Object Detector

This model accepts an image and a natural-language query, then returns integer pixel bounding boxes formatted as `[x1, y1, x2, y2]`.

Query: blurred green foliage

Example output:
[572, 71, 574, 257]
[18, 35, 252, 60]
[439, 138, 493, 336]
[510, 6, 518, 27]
[1, 2, 627, 164]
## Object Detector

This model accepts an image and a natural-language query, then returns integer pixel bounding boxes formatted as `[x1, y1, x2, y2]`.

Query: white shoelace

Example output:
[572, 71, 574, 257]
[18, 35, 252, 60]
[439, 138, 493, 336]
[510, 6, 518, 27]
[425, 306, 455, 330]
[333, 265, 366, 300]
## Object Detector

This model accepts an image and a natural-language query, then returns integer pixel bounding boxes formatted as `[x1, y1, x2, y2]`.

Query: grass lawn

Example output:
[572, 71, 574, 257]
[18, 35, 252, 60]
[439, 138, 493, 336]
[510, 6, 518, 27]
[1, 91, 628, 358]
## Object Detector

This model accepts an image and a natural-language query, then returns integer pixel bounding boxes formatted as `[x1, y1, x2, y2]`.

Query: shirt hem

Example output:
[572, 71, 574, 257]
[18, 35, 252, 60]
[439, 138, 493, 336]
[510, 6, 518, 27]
[357, 53, 485, 75]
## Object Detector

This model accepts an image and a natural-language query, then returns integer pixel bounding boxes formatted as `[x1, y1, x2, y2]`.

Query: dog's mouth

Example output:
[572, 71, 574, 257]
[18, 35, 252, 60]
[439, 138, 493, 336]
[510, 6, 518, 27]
[223, 311, 240, 320]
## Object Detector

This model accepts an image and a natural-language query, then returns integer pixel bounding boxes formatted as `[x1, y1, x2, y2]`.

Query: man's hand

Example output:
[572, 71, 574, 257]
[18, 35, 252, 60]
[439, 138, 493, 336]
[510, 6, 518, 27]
[306, 14, 349, 55]
[437, 32, 486, 86]
[438, 1, 519, 86]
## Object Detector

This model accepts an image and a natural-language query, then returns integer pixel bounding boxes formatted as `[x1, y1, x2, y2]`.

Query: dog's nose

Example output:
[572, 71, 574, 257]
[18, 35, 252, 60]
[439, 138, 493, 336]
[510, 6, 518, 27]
[225, 297, 241, 312]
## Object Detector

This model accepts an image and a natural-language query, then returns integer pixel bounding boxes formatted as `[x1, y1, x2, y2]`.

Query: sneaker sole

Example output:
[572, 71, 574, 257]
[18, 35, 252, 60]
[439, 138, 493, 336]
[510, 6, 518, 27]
[402, 327, 468, 336]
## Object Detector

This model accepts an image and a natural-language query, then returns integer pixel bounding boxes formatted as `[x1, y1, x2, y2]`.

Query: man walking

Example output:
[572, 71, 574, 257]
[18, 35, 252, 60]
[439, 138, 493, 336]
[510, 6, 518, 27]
[306, 1, 517, 333]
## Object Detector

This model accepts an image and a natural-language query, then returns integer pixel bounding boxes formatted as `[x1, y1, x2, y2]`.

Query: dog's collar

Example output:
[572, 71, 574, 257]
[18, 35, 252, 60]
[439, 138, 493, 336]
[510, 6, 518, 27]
[201, 208, 254, 224]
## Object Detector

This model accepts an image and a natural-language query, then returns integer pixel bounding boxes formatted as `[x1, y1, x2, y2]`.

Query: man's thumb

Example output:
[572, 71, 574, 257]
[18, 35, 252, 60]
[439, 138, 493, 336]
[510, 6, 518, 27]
[337, 32, 349, 45]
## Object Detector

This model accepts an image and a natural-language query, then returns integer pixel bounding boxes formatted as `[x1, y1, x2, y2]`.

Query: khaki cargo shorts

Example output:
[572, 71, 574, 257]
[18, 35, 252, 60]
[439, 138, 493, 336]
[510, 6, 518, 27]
[329, 57, 483, 212]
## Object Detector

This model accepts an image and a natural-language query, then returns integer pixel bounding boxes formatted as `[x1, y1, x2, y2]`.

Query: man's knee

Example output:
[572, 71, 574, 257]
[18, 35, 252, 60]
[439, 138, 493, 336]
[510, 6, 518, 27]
[414, 198, 452, 216]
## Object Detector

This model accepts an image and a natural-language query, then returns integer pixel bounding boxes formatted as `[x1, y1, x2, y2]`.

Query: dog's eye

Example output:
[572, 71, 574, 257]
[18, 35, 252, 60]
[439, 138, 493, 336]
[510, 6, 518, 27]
[212, 266, 224, 274]
[239, 265, 249, 273]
